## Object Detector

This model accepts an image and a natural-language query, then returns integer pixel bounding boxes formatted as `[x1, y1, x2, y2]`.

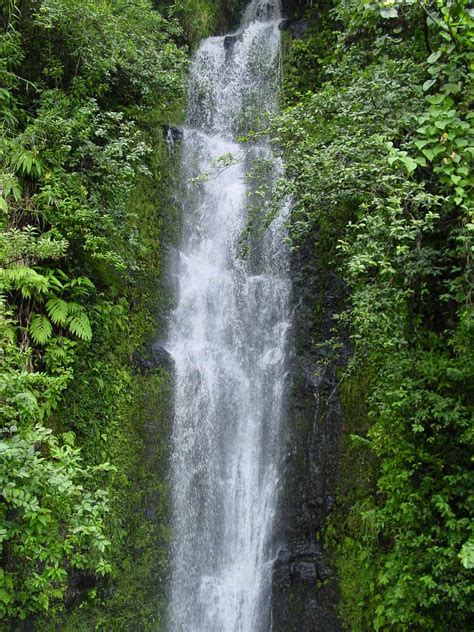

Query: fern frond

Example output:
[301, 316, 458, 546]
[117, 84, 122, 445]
[65, 302, 83, 316]
[29, 314, 53, 345]
[0, 267, 50, 297]
[66, 312, 92, 341]
[45, 298, 68, 325]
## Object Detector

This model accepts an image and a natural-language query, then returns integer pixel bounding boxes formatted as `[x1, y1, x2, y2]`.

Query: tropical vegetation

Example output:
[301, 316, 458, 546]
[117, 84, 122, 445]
[275, 0, 473, 628]
[1, 0, 472, 629]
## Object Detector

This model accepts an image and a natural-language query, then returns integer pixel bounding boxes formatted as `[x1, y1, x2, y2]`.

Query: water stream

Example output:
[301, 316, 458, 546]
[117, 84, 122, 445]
[166, 2, 290, 629]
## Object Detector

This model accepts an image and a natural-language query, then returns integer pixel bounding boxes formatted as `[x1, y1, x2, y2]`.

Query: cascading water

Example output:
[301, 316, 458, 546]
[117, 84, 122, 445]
[166, 1, 290, 630]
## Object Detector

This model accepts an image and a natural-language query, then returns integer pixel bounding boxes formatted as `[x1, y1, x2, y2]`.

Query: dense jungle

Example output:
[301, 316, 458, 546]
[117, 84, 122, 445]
[0, 0, 472, 630]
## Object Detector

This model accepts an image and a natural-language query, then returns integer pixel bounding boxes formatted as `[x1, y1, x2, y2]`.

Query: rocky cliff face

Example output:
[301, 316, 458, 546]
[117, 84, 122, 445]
[271, 230, 347, 631]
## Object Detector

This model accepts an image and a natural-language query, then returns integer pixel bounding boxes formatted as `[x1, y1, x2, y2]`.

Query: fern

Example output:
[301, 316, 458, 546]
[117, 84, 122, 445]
[29, 300, 92, 343]
[0, 267, 50, 297]
[45, 298, 68, 325]
[66, 311, 92, 341]
[29, 314, 53, 345]
[66, 301, 84, 316]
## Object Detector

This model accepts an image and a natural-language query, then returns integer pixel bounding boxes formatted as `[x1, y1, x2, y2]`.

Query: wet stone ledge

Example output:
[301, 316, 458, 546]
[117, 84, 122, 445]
[271, 233, 347, 632]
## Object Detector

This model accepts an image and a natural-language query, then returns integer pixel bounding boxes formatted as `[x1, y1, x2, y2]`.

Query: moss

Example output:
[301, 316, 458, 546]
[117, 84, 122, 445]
[39, 366, 172, 632]
[280, 15, 382, 627]
[324, 368, 379, 631]
[55, 368, 173, 632]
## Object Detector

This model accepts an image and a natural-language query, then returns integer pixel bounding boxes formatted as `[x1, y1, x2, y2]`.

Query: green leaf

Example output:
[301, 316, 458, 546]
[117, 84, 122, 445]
[380, 7, 398, 19]
[0, 589, 13, 605]
[459, 540, 474, 569]
[423, 79, 436, 92]
[45, 298, 69, 325]
[400, 156, 418, 174]
[350, 434, 371, 447]
[66, 312, 92, 341]
[415, 139, 431, 150]
[29, 314, 53, 345]
[427, 50, 442, 64]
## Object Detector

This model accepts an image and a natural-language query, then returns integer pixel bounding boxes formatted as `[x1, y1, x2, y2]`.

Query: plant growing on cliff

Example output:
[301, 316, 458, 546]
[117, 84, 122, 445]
[1, 0, 186, 622]
[0, 423, 113, 619]
[276, 0, 473, 628]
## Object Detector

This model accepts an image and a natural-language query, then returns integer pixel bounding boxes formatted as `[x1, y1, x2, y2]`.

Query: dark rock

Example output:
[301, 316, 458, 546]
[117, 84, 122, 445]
[132, 351, 153, 373]
[151, 343, 174, 371]
[279, 19, 310, 39]
[22, 618, 36, 632]
[66, 570, 97, 606]
[271, 228, 348, 630]
[163, 125, 183, 145]
[294, 538, 320, 557]
[224, 34, 238, 50]
[103, 587, 116, 600]
[275, 546, 291, 566]
[251, 0, 276, 22]
[316, 558, 333, 581]
[291, 560, 317, 581]
[224, 34, 239, 61]
[132, 343, 174, 375]
[290, 19, 309, 38]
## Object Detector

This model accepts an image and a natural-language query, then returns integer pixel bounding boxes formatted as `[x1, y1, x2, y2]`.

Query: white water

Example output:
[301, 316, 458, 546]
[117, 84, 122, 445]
[166, 2, 290, 630]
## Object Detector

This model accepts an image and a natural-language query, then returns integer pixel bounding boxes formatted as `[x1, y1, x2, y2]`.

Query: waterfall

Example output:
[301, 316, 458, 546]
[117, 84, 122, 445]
[166, 1, 290, 630]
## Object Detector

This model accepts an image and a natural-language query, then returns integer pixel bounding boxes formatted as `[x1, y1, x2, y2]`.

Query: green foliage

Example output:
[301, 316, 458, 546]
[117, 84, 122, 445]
[171, 0, 216, 42]
[39, 145, 180, 629]
[1, 0, 186, 624]
[29, 313, 53, 344]
[29, 0, 187, 108]
[0, 424, 112, 620]
[278, 0, 473, 628]
[169, 0, 246, 44]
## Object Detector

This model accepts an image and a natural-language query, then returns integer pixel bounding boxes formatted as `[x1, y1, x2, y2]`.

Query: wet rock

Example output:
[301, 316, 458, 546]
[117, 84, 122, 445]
[275, 546, 291, 566]
[132, 343, 174, 375]
[224, 34, 238, 50]
[151, 343, 174, 371]
[132, 351, 154, 373]
[252, 0, 276, 21]
[316, 558, 333, 581]
[291, 19, 309, 38]
[271, 230, 347, 630]
[224, 34, 239, 61]
[291, 560, 317, 581]
[163, 125, 183, 144]
[279, 19, 310, 39]
[294, 539, 320, 558]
